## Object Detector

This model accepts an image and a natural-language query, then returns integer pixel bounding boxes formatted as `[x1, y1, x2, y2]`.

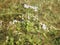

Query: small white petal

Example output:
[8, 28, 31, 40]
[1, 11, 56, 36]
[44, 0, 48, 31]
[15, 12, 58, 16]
[24, 4, 30, 8]
[30, 6, 38, 9]
[24, 4, 38, 11]
[40, 23, 47, 30]
[13, 20, 18, 22]
[42, 24, 47, 30]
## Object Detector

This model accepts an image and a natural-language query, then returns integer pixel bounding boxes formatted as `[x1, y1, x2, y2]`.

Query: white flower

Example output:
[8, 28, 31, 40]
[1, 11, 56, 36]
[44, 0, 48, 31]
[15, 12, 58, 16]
[13, 20, 18, 22]
[42, 24, 47, 30]
[13, 20, 20, 24]
[9, 20, 20, 24]
[24, 4, 38, 11]
[24, 4, 30, 8]
[29, 6, 38, 11]
[30, 6, 38, 9]
[40, 23, 47, 30]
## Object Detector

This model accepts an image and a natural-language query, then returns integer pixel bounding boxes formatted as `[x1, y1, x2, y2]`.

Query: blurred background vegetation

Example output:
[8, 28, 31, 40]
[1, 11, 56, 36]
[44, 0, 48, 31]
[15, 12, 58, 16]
[0, 0, 60, 45]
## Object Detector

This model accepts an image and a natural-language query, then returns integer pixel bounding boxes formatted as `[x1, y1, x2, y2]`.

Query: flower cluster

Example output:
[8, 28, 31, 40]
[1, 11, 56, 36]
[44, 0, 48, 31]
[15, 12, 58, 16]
[24, 4, 38, 11]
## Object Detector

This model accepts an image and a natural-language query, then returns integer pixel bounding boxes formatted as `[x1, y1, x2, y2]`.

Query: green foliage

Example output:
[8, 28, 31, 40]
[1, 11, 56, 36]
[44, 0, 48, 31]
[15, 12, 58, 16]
[0, 0, 60, 45]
